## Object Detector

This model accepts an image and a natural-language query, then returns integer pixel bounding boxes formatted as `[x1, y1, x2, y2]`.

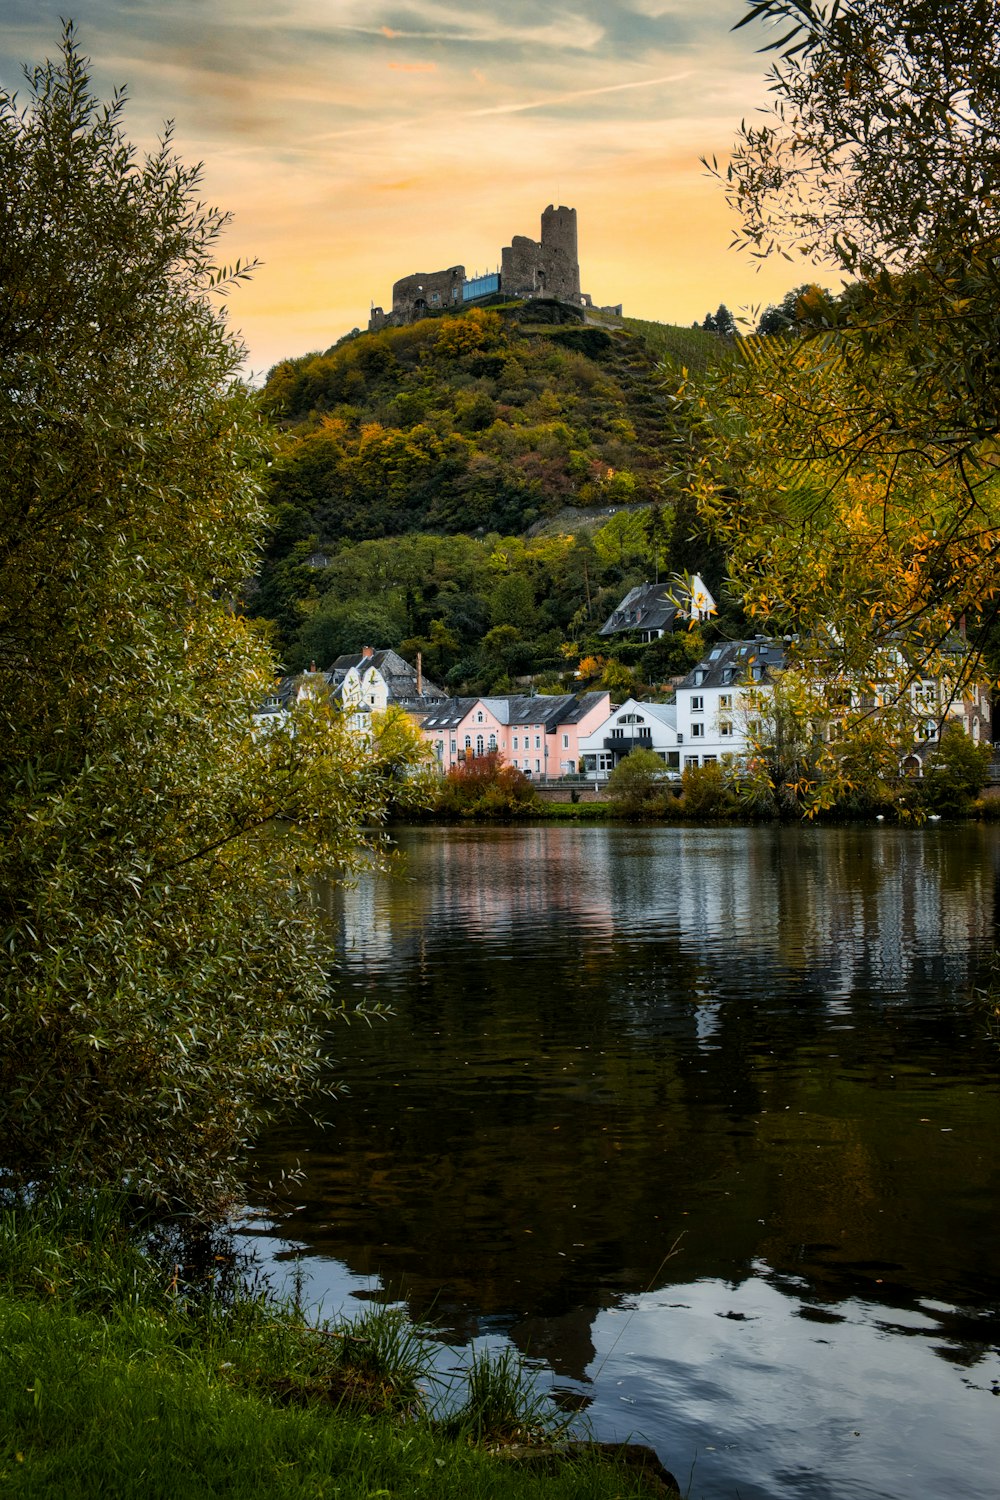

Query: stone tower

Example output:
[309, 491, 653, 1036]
[539, 205, 580, 303]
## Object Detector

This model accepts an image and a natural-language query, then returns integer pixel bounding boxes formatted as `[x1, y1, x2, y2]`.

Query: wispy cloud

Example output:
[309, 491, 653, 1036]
[0, 0, 823, 371]
[469, 71, 692, 118]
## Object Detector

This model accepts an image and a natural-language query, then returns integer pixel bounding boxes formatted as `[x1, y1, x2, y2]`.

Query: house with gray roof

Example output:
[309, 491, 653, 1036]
[577, 698, 681, 775]
[419, 691, 612, 777]
[598, 573, 716, 642]
[674, 636, 791, 769]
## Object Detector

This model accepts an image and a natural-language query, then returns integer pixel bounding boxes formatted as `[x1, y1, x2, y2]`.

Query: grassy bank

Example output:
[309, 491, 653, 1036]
[0, 1192, 674, 1499]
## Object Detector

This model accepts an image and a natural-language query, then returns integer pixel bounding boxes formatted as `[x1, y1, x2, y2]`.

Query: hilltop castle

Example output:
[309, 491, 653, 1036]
[368, 205, 621, 331]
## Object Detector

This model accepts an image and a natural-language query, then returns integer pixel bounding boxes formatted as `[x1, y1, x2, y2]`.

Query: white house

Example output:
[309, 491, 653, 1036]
[672, 635, 991, 773]
[674, 638, 791, 769]
[577, 698, 681, 775]
[598, 572, 717, 642]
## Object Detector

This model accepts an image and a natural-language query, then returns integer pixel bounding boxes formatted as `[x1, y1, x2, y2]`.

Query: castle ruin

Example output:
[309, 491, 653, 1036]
[368, 205, 620, 331]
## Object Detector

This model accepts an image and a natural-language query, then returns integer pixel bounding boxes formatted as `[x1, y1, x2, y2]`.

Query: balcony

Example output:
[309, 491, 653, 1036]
[604, 733, 653, 755]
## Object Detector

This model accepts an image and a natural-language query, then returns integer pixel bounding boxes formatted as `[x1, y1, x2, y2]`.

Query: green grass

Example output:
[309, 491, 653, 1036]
[0, 1191, 671, 1499]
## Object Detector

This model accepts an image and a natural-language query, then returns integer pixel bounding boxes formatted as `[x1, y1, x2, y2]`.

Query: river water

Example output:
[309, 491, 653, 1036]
[245, 824, 1000, 1500]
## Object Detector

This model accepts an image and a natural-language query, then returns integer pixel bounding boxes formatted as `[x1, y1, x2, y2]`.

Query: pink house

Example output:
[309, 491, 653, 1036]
[419, 692, 612, 779]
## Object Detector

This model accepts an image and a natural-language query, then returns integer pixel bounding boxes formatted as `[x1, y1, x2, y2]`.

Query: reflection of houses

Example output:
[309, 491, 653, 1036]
[598, 573, 716, 643]
[419, 692, 611, 777]
[578, 697, 681, 775]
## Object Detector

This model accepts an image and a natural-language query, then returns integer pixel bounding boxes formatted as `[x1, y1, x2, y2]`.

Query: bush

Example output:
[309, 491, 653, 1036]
[921, 724, 992, 817]
[679, 761, 737, 819]
[605, 748, 670, 816]
[435, 753, 537, 817]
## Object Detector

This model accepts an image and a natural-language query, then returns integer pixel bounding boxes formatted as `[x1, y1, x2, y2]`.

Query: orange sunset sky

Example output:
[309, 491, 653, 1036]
[2, 1, 833, 377]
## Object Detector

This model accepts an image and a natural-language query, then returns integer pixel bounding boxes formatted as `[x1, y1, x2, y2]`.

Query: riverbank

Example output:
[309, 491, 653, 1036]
[0, 1193, 673, 1499]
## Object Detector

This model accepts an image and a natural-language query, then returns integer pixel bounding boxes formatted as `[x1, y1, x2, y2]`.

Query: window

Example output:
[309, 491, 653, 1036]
[702, 754, 718, 763]
[562, 733, 569, 749]
[535, 759, 540, 772]
[720, 721, 733, 737]
[719, 694, 732, 710]
[476, 735, 484, 755]
[477, 711, 484, 723]
[513, 736, 519, 749]
[450, 739, 456, 755]
[691, 722, 705, 738]
[464, 735, 471, 748]
[691, 696, 703, 712]
[694, 670, 705, 685]
[534, 735, 540, 749]
[488, 734, 497, 752]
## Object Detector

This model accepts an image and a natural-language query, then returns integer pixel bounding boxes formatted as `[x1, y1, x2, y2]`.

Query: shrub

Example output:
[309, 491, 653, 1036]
[436, 753, 537, 817]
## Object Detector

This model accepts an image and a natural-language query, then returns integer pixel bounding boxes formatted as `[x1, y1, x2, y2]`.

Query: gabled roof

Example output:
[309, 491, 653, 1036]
[677, 636, 791, 691]
[418, 697, 478, 731]
[418, 692, 609, 733]
[329, 647, 448, 705]
[598, 576, 715, 638]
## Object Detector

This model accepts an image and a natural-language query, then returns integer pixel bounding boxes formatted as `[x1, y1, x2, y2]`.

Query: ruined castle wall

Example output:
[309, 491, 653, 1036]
[369, 203, 596, 329]
[391, 265, 465, 321]
[501, 236, 542, 298]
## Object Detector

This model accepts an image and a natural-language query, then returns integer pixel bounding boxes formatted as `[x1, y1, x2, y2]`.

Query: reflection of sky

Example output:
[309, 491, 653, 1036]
[238, 1219, 1000, 1500]
[584, 1275, 1000, 1500]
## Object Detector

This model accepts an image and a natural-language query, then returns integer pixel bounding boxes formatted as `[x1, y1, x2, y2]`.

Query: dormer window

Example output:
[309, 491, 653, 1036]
[694, 670, 705, 685]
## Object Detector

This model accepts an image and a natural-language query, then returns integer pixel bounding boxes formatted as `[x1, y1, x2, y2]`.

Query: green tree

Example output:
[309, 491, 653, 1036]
[686, 3, 1000, 767]
[605, 748, 669, 815]
[0, 30, 395, 1210]
[725, 0, 1000, 460]
[922, 724, 992, 816]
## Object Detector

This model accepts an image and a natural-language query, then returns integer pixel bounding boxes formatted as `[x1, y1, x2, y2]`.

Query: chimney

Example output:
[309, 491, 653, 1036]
[416, 650, 423, 696]
[361, 645, 374, 659]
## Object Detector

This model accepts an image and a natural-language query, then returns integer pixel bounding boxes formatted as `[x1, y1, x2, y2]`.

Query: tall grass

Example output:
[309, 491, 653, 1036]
[0, 1189, 671, 1497]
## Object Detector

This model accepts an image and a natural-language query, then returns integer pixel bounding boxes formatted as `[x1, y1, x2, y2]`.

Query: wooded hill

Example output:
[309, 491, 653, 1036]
[250, 304, 735, 688]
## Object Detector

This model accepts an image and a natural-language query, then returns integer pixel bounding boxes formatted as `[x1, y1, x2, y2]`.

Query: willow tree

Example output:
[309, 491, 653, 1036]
[683, 1, 1000, 785]
[0, 29, 402, 1209]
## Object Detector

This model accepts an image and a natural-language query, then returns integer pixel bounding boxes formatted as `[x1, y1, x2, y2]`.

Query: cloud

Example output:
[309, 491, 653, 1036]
[469, 71, 692, 118]
[388, 60, 438, 73]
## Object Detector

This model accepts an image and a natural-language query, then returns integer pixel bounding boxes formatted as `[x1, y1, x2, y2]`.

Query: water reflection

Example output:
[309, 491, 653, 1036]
[248, 825, 1000, 1500]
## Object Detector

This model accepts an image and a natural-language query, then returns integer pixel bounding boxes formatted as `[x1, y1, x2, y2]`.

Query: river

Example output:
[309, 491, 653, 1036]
[244, 823, 1000, 1500]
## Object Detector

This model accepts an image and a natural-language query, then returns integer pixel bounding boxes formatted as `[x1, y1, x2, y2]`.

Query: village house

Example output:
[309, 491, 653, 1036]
[419, 691, 611, 778]
[673, 637, 792, 770]
[577, 698, 681, 775]
[598, 572, 716, 643]
[253, 647, 446, 737]
[670, 636, 991, 773]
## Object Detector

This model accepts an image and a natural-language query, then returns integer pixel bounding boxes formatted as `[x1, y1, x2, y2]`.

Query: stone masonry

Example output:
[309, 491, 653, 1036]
[369, 205, 619, 331]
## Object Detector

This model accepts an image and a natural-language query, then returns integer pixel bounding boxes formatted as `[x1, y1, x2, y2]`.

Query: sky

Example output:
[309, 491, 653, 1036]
[0, 1, 830, 378]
